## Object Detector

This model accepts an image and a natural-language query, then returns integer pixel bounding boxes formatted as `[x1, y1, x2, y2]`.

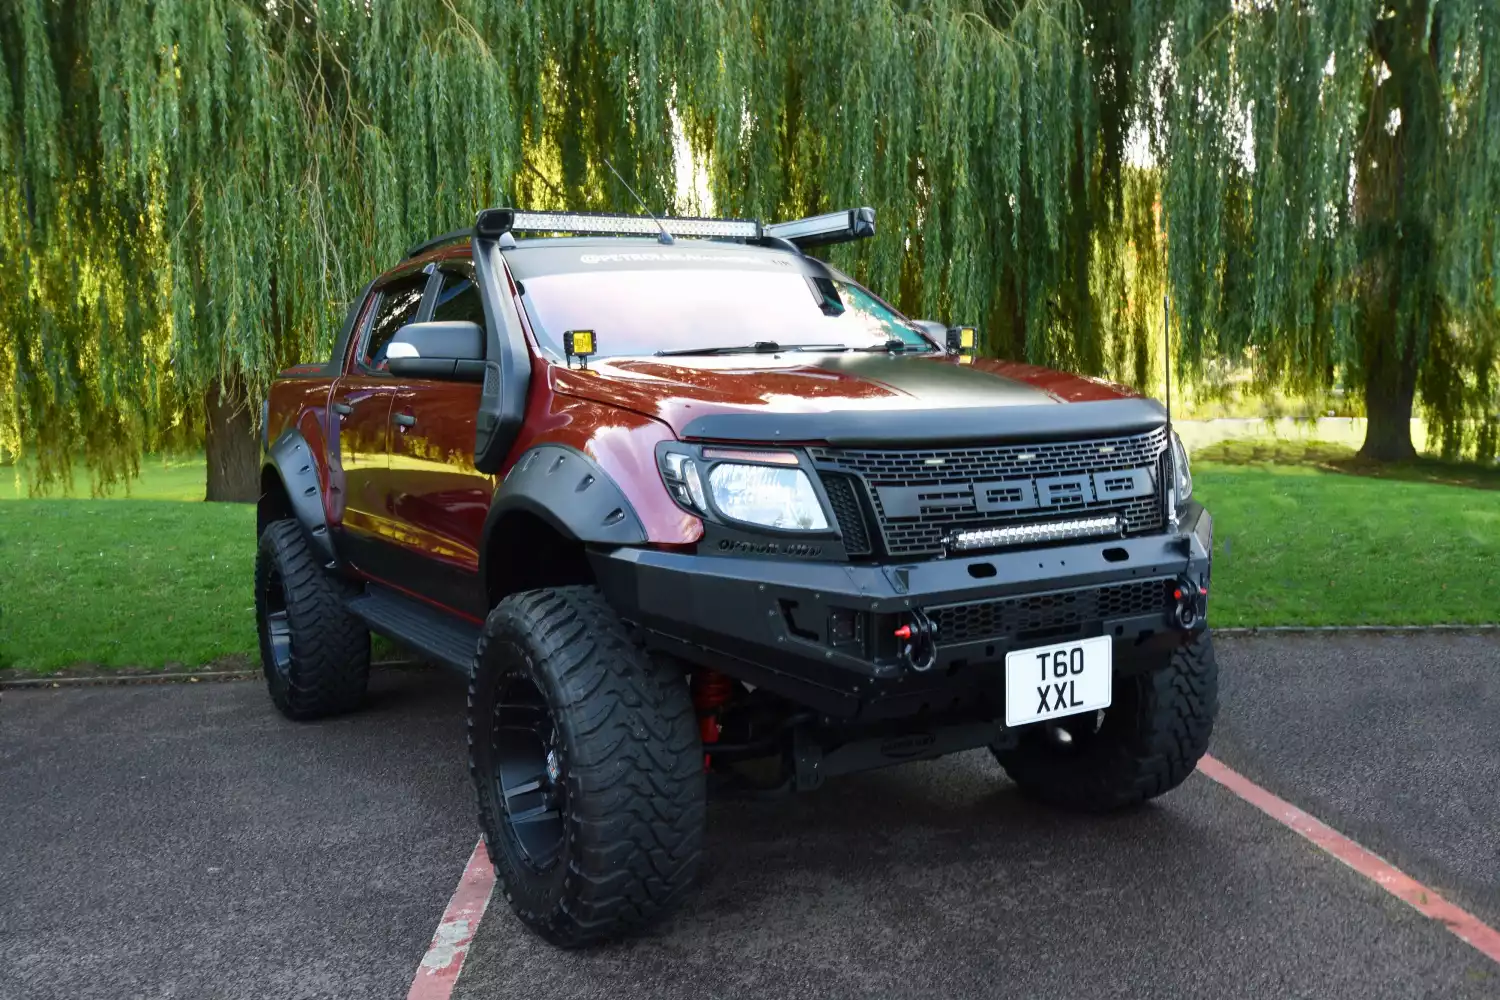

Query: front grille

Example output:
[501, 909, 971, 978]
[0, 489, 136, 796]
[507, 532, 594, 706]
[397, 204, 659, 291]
[820, 473, 871, 555]
[811, 427, 1169, 557]
[930, 580, 1169, 645]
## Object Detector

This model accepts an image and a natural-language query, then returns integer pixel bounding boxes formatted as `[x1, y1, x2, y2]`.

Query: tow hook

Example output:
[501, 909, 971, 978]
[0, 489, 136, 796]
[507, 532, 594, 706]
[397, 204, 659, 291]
[1170, 576, 1209, 630]
[893, 608, 939, 673]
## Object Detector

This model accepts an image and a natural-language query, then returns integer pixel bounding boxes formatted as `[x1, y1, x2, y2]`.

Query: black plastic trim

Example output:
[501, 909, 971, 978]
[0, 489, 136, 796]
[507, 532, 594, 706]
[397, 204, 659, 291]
[346, 584, 481, 673]
[681, 397, 1169, 446]
[591, 506, 1212, 719]
[479, 444, 647, 592]
[472, 235, 531, 473]
[265, 429, 337, 565]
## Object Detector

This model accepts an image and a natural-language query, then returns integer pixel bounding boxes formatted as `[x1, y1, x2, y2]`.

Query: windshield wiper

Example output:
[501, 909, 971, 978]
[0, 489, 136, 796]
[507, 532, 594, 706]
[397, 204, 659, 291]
[844, 339, 934, 353]
[654, 342, 847, 357]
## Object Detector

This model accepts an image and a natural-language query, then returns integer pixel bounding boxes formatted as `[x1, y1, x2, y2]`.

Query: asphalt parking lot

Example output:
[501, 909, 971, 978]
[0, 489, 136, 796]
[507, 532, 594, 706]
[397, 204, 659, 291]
[2, 632, 1497, 999]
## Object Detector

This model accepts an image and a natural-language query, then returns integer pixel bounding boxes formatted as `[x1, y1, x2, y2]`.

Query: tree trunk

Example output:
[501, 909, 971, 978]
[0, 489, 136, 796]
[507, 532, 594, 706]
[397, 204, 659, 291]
[1358, 338, 1419, 462]
[205, 376, 261, 503]
[1354, 0, 1441, 465]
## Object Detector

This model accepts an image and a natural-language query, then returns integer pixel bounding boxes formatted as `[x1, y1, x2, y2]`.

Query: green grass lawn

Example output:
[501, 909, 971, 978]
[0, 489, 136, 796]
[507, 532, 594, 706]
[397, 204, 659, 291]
[1193, 462, 1498, 627]
[0, 500, 255, 672]
[1, 449, 1495, 674]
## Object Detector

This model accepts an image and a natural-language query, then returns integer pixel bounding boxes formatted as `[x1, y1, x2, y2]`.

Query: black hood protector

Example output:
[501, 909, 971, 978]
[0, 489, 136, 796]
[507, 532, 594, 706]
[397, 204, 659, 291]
[680, 396, 1169, 446]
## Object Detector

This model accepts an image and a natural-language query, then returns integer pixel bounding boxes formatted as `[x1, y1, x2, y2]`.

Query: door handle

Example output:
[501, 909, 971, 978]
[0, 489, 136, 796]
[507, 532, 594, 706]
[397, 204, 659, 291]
[393, 412, 417, 427]
[332, 402, 353, 416]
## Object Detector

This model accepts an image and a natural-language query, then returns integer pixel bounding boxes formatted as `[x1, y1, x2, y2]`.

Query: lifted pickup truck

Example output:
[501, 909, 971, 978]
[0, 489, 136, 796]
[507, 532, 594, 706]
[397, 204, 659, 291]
[256, 207, 1215, 947]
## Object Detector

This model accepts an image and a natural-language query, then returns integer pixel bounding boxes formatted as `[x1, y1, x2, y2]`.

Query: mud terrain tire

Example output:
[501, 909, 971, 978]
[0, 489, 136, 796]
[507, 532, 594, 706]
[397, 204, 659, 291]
[255, 519, 371, 720]
[468, 586, 705, 948]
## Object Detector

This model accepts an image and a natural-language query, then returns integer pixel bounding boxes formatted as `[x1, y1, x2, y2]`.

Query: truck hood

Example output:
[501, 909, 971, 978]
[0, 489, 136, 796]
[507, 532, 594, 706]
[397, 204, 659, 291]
[550, 352, 1142, 442]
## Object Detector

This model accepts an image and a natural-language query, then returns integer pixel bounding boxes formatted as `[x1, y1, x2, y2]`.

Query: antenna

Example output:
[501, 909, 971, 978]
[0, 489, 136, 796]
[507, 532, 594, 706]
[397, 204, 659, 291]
[602, 158, 673, 245]
[1162, 292, 1172, 425]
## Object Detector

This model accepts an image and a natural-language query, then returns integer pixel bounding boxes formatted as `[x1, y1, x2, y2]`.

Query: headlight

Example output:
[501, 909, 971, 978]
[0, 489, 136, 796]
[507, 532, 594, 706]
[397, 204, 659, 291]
[708, 463, 828, 530]
[659, 448, 830, 531]
[1170, 431, 1193, 503]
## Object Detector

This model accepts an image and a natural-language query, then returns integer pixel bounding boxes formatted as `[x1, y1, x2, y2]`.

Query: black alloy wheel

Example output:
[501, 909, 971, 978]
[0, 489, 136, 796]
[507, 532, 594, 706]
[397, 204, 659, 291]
[259, 563, 295, 682]
[491, 674, 568, 871]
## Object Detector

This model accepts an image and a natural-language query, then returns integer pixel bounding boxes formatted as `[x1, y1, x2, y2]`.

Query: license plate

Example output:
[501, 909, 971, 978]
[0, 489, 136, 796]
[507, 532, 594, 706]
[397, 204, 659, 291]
[1004, 636, 1113, 727]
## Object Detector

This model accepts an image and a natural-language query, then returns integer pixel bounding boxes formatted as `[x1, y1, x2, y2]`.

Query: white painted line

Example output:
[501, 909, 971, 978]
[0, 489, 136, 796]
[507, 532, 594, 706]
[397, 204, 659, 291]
[407, 838, 496, 1000]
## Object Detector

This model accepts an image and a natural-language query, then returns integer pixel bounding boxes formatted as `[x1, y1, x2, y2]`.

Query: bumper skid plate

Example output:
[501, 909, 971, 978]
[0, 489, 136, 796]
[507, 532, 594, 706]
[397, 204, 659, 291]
[593, 504, 1212, 720]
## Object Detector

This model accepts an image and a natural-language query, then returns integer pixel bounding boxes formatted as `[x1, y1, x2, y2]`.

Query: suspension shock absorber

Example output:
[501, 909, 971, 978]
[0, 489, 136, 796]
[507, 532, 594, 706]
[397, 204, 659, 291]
[691, 669, 736, 768]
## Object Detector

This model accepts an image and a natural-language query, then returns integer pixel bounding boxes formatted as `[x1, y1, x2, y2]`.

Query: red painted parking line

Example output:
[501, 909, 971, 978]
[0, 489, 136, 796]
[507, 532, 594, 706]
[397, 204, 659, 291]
[408, 838, 496, 1000]
[1199, 754, 1500, 966]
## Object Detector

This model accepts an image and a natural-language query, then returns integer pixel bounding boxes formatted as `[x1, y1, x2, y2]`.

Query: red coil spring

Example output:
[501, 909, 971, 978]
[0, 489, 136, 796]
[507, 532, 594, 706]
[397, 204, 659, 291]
[691, 670, 735, 764]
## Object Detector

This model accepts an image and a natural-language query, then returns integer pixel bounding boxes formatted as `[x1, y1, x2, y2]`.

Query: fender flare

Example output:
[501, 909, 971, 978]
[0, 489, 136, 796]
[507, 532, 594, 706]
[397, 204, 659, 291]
[479, 445, 647, 583]
[263, 429, 337, 565]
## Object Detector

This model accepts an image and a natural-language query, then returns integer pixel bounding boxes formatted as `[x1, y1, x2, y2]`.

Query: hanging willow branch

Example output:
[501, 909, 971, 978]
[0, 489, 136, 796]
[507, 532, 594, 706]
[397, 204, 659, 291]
[1, 0, 1497, 493]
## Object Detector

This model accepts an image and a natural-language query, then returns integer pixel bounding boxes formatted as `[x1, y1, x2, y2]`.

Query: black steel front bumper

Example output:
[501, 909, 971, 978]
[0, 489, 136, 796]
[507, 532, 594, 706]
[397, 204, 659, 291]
[592, 502, 1212, 720]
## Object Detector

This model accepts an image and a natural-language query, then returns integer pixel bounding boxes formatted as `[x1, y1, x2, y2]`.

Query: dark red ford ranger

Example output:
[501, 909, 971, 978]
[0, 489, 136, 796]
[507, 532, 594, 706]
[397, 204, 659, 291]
[256, 207, 1215, 947]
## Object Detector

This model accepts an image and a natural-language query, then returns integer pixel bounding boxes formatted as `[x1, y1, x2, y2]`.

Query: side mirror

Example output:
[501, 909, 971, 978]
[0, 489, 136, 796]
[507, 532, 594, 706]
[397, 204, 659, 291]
[386, 321, 485, 381]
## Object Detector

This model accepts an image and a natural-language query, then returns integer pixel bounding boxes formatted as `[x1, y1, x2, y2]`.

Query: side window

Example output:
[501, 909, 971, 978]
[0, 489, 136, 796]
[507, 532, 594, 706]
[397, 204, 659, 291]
[362, 275, 429, 370]
[431, 271, 487, 328]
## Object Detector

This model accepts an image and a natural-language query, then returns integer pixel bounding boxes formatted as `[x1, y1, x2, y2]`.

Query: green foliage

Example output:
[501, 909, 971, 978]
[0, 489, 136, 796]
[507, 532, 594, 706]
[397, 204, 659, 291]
[1, 0, 1498, 492]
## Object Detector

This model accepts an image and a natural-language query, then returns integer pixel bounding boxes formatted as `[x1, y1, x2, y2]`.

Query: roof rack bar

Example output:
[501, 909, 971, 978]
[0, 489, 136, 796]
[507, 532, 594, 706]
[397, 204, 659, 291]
[474, 208, 761, 241]
[763, 207, 876, 249]
[404, 228, 471, 259]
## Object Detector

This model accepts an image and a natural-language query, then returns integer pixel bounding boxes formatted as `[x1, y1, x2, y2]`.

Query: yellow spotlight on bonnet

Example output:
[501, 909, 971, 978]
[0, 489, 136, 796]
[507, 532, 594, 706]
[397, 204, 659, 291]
[565, 330, 596, 358]
[946, 325, 977, 356]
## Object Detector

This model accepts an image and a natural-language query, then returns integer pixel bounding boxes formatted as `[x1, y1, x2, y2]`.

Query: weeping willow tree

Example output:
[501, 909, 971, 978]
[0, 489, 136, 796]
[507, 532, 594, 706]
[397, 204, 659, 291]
[2, 0, 1497, 498]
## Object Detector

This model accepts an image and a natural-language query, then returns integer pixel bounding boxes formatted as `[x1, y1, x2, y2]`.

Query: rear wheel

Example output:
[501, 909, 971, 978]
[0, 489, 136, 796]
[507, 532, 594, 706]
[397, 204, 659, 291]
[992, 631, 1218, 812]
[468, 586, 705, 948]
[255, 519, 371, 720]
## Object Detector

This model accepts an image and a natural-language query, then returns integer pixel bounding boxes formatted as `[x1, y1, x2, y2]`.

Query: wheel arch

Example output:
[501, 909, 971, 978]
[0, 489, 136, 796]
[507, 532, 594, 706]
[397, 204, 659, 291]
[479, 444, 647, 608]
[261, 429, 336, 564]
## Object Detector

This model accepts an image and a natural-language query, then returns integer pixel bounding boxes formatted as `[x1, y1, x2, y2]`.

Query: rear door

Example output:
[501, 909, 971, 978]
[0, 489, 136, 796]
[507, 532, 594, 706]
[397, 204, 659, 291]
[328, 272, 431, 577]
[385, 264, 493, 617]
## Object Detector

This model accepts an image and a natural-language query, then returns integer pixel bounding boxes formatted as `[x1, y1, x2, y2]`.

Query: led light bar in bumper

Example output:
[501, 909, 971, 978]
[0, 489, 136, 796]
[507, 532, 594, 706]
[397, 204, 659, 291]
[476, 208, 760, 239]
[946, 515, 1123, 552]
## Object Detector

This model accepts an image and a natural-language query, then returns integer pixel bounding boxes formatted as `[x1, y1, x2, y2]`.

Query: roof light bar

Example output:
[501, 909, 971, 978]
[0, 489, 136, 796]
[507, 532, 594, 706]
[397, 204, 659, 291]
[763, 207, 876, 249]
[947, 515, 1122, 552]
[475, 208, 760, 241]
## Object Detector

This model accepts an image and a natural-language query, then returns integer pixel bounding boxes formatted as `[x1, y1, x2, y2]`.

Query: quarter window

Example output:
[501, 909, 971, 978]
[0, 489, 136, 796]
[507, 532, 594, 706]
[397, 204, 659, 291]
[363, 275, 429, 369]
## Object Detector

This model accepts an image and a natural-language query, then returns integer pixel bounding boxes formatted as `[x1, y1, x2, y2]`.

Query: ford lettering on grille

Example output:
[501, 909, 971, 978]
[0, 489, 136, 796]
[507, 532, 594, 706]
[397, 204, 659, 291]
[811, 428, 1170, 558]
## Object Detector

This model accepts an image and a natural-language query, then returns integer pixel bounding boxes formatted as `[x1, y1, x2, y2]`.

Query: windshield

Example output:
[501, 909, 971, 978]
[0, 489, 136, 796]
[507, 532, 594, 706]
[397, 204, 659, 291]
[514, 266, 935, 358]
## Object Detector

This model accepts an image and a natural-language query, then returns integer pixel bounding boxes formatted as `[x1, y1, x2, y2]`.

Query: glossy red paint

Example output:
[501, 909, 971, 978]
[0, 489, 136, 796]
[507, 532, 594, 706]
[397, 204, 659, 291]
[547, 350, 1137, 442]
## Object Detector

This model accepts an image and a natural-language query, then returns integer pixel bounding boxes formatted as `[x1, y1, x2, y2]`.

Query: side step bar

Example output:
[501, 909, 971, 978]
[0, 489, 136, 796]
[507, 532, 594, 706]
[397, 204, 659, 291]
[346, 585, 482, 674]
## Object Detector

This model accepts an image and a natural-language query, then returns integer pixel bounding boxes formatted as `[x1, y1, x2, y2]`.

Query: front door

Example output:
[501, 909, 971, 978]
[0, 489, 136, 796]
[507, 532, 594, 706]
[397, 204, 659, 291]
[385, 266, 493, 617]
[328, 272, 430, 578]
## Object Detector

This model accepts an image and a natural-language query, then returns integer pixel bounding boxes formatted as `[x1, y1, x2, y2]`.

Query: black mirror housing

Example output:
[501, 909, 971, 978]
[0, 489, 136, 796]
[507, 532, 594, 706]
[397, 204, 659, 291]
[386, 321, 485, 381]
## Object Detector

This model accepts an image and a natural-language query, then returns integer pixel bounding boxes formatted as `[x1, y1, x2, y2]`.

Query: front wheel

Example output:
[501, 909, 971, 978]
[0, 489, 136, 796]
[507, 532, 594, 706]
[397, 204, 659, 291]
[992, 631, 1218, 812]
[468, 586, 705, 948]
